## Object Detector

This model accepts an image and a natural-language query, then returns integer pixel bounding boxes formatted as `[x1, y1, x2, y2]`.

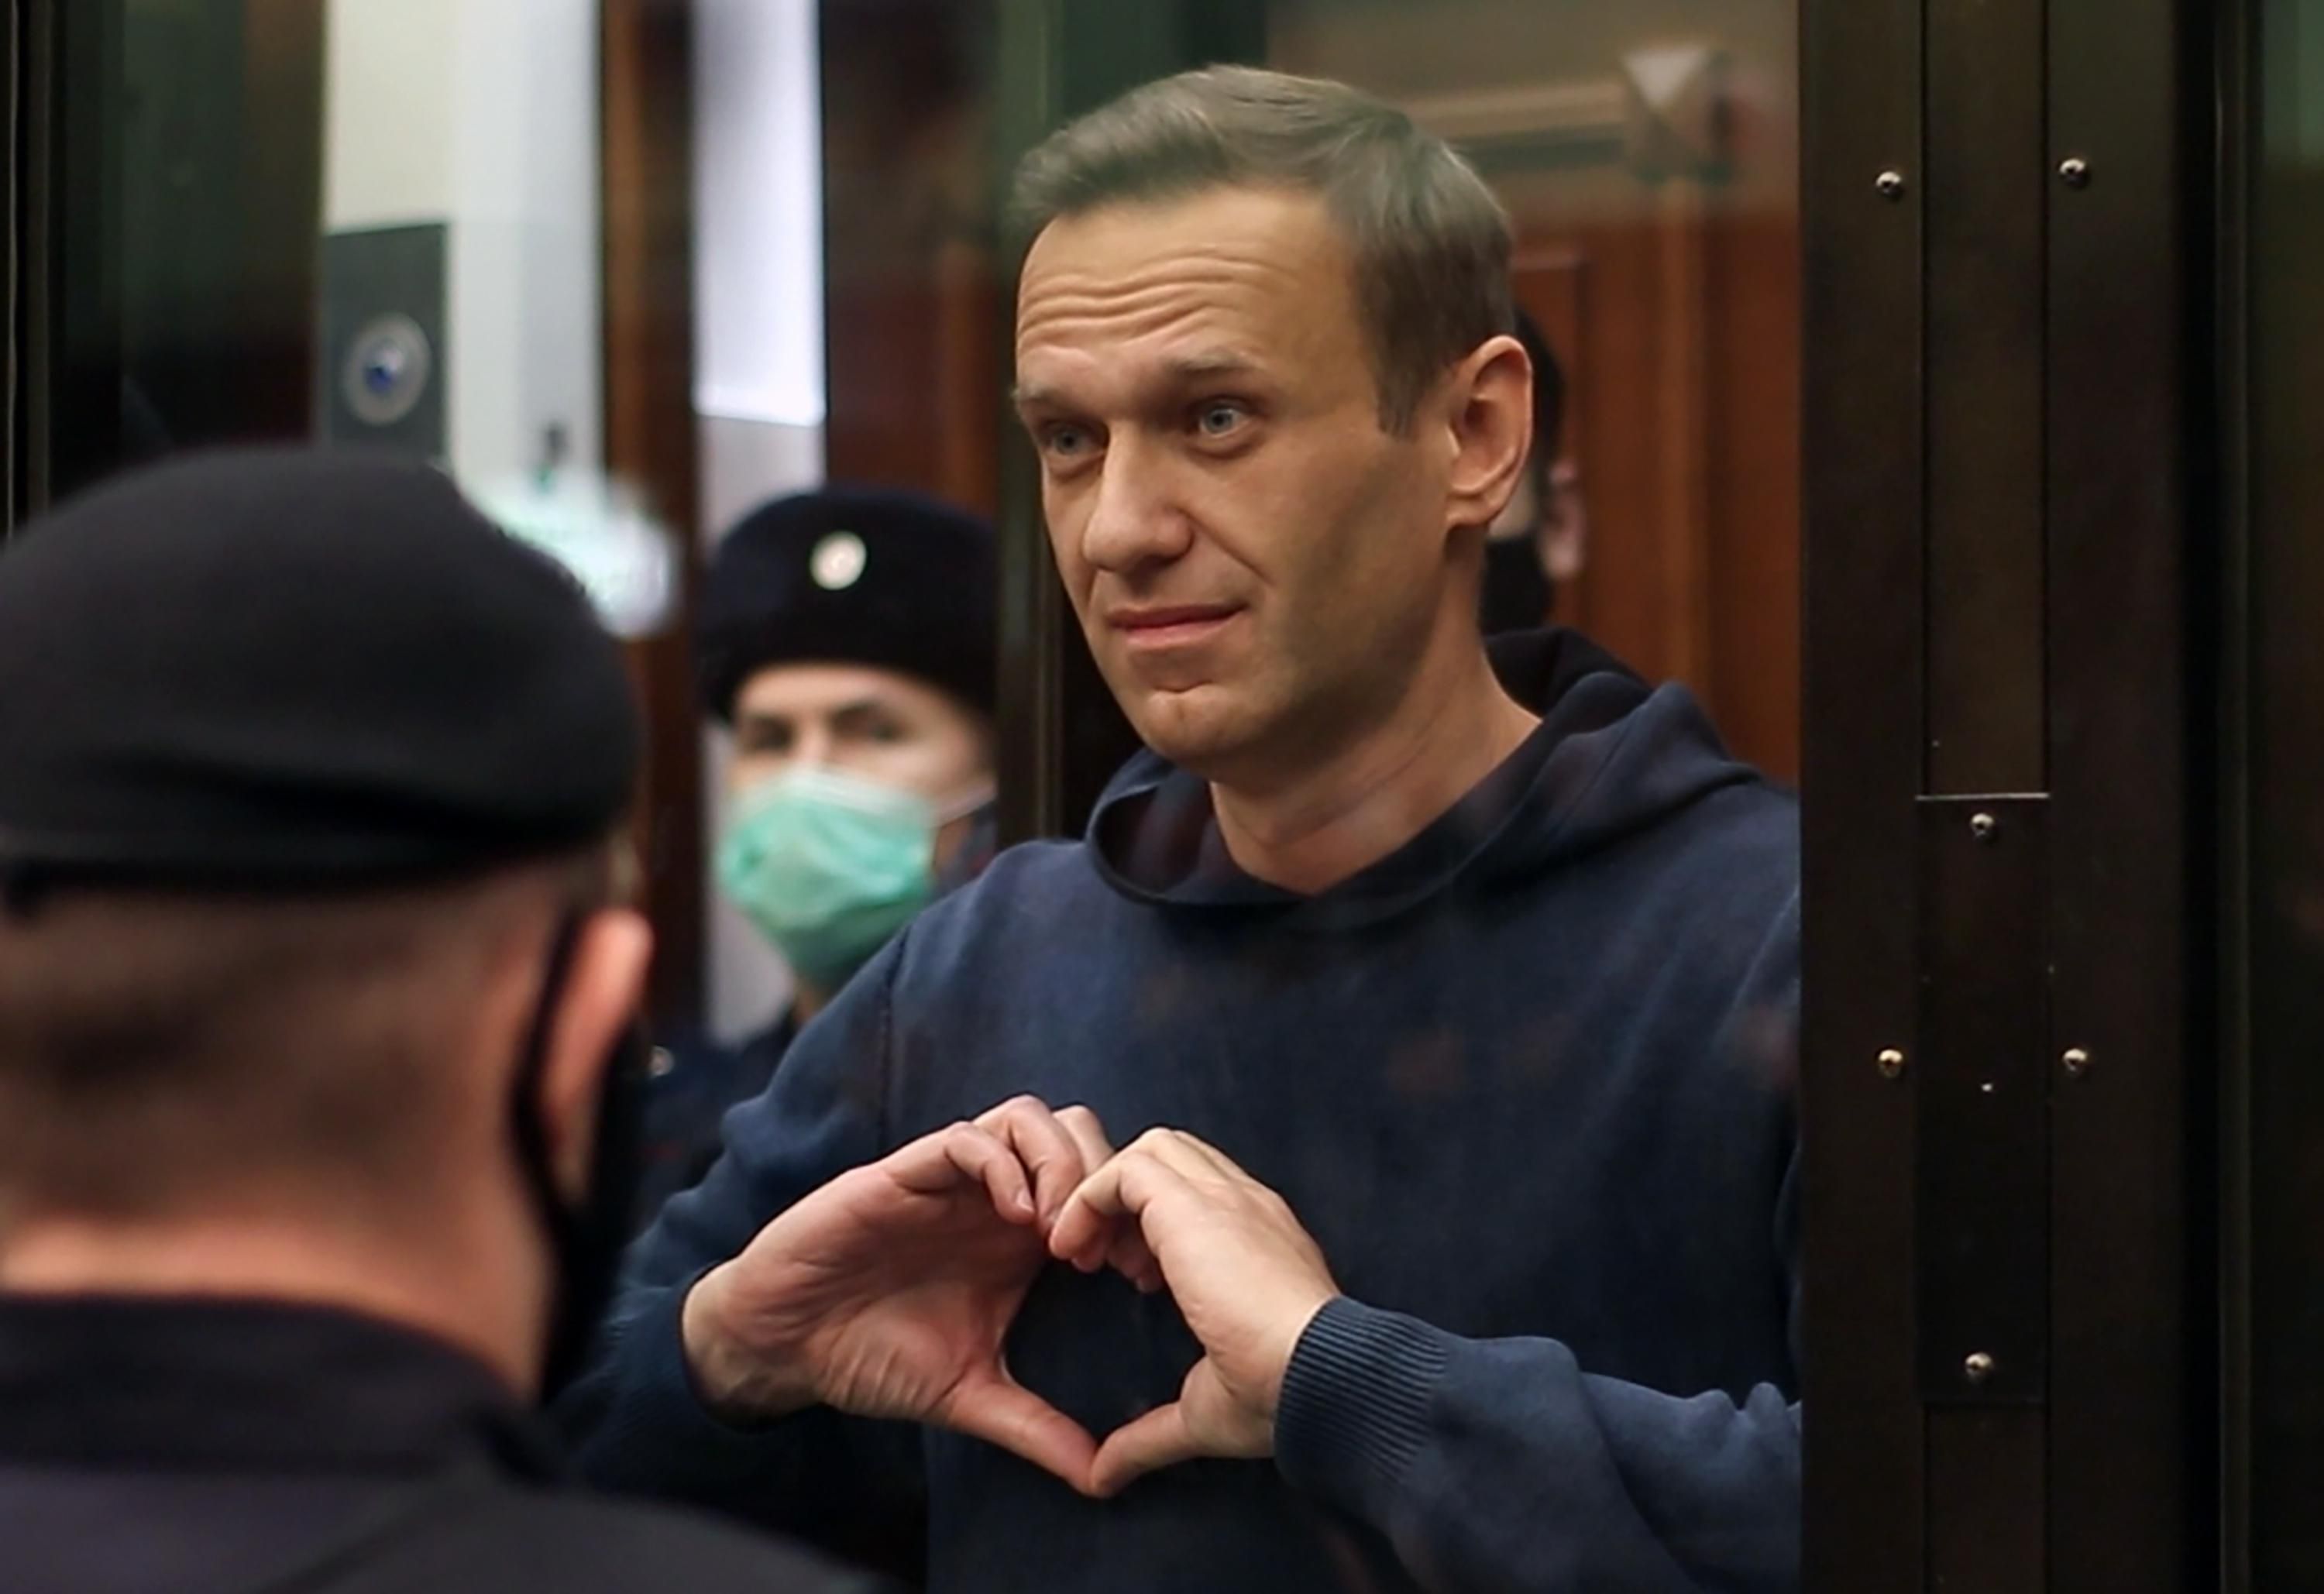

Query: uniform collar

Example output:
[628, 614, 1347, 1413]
[0, 1294, 565, 1478]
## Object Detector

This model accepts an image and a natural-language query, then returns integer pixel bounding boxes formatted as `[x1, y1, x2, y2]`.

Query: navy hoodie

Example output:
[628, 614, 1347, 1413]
[561, 630, 1803, 1592]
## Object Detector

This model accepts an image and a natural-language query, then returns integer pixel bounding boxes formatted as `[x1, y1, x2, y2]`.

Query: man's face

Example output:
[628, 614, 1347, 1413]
[727, 662, 992, 806]
[1013, 187, 1463, 782]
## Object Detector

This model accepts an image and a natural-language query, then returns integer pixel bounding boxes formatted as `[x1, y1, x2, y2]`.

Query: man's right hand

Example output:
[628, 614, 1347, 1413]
[679, 1097, 1138, 1492]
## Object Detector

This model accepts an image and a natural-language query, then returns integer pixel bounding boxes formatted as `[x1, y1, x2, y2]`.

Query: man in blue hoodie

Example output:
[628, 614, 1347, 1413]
[562, 65, 1801, 1592]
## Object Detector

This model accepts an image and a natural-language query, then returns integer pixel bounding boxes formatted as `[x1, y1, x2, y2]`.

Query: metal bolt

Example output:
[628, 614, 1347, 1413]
[2062, 1046, 2092, 1077]
[1877, 1048, 1906, 1079]
[1970, 812, 1999, 842]
[1965, 1352, 1996, 1384]
[2058, 156, 2091, 188]
[1875, 169, 1907, 200]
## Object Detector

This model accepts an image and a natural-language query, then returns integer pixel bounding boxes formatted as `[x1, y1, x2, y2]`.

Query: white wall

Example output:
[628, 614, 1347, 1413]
[694, 0, 825, 428]
[700, 415, 825, 1041]
[694, 0, 830, 1041]
[323, 0, 603, 487]
[322, 0, 459, 230]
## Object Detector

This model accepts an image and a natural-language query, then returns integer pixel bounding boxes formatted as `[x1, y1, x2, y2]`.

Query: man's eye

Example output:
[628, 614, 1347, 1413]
[1043, 424, 1092, 458]
[1196, 402, 1250, 438]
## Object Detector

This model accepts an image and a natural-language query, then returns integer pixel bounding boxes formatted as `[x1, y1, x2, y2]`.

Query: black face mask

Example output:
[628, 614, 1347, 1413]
[1480, 531, 1556, 637]
[508, 914, 649, 1398]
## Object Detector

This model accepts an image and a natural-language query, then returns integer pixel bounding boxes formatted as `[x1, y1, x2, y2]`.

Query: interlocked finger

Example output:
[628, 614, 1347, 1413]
[885, 1120, 1037, 1221]
[1050, 1104, 1116, 1173]
[1051, 1107, 1163, 1290]
[976, 1095, 1090, 1225]
[1050, 1141, 1202, 1271]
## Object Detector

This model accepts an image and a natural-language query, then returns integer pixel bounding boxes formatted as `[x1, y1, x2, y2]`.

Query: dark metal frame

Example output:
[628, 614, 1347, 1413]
[11, 0, 121, 529]
[2044, 2, 2212, 1584]
[2212, 0, 2254, 1582]
[1799, 0, 1926, 1579]
[1803, 0, 2212, 1587]
[2, 0, 16, 520]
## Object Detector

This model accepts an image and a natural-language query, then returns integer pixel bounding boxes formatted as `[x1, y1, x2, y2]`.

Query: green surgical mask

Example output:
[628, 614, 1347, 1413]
[716, 765, 975, 991]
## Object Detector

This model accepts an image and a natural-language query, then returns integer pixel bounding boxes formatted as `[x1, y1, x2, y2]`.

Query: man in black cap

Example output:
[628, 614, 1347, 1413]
[0, 448, 885, 1593]
[635, 487, 999, 1227]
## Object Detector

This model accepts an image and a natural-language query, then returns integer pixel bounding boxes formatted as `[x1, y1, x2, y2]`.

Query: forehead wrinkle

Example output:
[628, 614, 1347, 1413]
[1017, 297, 1225, 359]
[1017, 250, 1322, 344]
[1016, 218, 1366, 413]
[1016, 344, 1268, 418]
[1023, 249, 1310, 304]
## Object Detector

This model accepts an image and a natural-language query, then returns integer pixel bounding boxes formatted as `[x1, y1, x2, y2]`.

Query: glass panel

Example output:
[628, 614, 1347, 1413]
[38, 5, 1809, 1589]
[122, 0, 632, 567]
[700, 0, 1003, 1047]
[99, 0, 1018, 1054]
[2247, 0, 2324, 1581]
[102, 0, 714, 1029]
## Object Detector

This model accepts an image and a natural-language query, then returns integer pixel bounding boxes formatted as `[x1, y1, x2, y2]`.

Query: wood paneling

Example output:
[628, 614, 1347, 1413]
[820, 0, 1001, 514]
[1513, 198, 1800, 783]
[1270, 2, 1803, 785]
[602, 0, 705, 1028]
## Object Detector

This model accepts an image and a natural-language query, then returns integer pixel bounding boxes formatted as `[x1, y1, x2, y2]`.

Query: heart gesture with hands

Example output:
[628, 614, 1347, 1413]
[682, 1102, 1337, 1500]
[1049, 1128, 1342, 1498]
[682, 1096, 1155, 1490]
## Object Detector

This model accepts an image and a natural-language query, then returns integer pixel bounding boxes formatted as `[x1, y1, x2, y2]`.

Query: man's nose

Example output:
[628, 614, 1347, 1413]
[791, 723, 835, 769]
[1078, 437, 1195, 575]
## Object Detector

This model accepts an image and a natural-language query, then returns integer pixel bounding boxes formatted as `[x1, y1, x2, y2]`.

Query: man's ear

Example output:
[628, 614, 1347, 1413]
[535, 907, 653, 1197]
[1442, 333, 1534, 536]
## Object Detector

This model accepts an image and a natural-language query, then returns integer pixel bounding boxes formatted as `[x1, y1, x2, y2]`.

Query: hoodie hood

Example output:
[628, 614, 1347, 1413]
[1087, 628, 1764, 929]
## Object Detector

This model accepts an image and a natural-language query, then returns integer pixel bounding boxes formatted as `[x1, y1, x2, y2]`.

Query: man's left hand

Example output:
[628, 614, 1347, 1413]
[1048, 1129, 1340, 1497]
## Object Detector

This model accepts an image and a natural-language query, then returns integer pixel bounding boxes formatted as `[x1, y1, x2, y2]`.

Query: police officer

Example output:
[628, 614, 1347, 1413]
[637, 488, 998, 1227]
[0, 449, 887, 1593]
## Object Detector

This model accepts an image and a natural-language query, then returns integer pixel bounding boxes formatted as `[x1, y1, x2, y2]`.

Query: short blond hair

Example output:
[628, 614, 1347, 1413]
[1009, 65, 1514, 432]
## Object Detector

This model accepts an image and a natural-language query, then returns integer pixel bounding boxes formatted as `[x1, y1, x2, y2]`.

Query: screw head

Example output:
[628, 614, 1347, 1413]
[1965, 1352, 1996, 1384]
[1877, 1048, 1906, 1079]
[2062, 1046, 2092, 1077]
[1875, 169, 1907, 200]
[2059, 156, 2092, 187]
[362, 345, 407, 395]
[1970, 812, 1999, 841]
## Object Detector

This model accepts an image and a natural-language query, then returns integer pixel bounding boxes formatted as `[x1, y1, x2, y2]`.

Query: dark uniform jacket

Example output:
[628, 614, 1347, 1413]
[636, 1012, 799, 1235]
[0, 1295, 889, 1594]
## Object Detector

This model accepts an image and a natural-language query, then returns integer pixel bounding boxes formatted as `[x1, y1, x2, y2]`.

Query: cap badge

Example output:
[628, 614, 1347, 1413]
[810, 531, 868, 592]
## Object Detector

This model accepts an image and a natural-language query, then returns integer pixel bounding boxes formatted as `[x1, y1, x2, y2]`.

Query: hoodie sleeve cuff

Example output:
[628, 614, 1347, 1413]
[1274, 1296, 1451, 1518]
[607, 1269, 787, 1465]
